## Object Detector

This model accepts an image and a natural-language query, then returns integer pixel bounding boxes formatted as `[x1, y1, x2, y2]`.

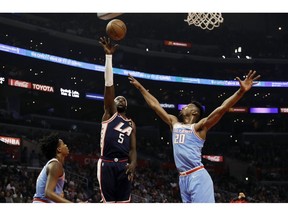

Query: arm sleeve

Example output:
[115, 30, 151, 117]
[105, 54, 113, 87]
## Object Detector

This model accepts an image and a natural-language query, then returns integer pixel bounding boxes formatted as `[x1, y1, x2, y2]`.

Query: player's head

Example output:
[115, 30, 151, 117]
[238, 192, 246, 199]
[40, 132, 69, 160]
[190, 101, 204, 121]
[179, 101, 204, 123]
[114, 95, 127, 113]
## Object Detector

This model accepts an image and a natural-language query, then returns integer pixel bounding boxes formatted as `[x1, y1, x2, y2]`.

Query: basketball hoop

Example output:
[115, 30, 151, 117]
[97, 13, 123, 20]
[184, 13, 224, 30]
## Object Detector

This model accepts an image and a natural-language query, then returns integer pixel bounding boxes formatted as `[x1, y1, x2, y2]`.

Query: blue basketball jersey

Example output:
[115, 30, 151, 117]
[33, 158, 65, 203]
[172, 122, 215, 203]
[172, 122, 205, 172]
[100, 112, 133, 158]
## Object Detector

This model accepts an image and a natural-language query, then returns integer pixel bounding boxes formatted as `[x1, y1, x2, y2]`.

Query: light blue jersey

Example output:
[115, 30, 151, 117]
[33, 158, 65, 203]
[172, 122, 215, 203]
[172, 122, 204, 172]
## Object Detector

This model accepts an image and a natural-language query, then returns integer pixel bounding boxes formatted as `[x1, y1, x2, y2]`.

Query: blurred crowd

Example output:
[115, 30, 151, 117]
[1, 108, 288, 203]
[1, 161, 288, 203]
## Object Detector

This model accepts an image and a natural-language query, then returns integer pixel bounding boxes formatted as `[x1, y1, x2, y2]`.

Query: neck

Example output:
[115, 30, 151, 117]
[56, 155, 65, 165]
[118, 112, 126, 117]
[183, 116, 195, 124]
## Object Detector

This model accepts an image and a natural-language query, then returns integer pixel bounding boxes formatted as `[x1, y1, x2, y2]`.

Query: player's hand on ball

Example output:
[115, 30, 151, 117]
[99, 36, 118, 55]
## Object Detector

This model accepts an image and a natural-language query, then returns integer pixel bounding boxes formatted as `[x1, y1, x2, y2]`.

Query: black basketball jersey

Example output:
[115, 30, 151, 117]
[100, 112, 133, 158]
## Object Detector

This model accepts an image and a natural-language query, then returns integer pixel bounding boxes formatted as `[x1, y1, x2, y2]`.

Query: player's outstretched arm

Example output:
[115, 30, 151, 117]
[99, 37, 119, 121]
[196, 70, 260, 132]
[128, 74, 177, 127]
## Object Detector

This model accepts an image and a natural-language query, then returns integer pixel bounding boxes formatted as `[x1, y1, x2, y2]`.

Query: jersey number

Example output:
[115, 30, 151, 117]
[174, 134, 185, 144]
[118, 133, 125, 144]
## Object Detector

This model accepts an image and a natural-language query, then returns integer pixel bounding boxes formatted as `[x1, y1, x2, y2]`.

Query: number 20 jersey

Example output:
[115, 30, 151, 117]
[100, 112, 133, 158]
[172, 122, 205, 172]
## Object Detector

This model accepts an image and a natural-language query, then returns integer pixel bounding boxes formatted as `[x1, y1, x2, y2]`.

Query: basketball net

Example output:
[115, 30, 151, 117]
[184, 13, 224, 30]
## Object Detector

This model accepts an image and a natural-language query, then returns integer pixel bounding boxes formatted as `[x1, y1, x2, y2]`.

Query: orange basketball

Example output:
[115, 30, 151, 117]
[106, 19, 127, 41]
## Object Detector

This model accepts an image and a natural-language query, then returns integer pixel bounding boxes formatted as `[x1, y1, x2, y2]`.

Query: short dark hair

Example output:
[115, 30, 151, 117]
[191, 100, 204, 121]
[40, 132, 60, 160]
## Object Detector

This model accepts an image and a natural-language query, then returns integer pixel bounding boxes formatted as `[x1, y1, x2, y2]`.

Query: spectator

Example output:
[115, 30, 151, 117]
[0, 191, 6, 203]
[230, 192, 248, 203]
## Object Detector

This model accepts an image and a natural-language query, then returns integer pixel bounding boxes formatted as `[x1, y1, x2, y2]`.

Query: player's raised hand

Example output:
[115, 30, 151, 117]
[99, 36, 118, 54]
[128, 74, 142, 90]
[235, 70, 260, 92]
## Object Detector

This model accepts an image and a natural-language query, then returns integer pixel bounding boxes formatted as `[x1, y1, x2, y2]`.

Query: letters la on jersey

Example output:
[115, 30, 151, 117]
[114, 122, 133, 136]
[100, 113, 133, 157]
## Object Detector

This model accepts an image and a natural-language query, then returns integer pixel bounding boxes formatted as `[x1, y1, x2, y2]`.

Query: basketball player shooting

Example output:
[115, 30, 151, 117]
[97, 36, 137, 203]
[128, 70, 260, 203]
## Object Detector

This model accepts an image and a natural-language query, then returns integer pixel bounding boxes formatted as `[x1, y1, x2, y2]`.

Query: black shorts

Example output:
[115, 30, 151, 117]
[97, 158, 131, 202]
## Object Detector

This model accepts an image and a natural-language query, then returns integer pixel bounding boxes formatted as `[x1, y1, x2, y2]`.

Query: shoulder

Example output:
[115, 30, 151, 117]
[47, 160, 63, 176]
[131, 119, 136, 125]
[102, 112, 118, 122]
[47, 159, 62, 170]
[194, 117, 207, 131]
[131, 120, 136, 130]
[46, 158, 59, 166]
[171, 121, 183, 131]
[169, 115, 179, 125]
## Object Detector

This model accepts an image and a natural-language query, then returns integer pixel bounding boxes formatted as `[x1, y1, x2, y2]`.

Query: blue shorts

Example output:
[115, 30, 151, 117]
[179, 167, 215, 203]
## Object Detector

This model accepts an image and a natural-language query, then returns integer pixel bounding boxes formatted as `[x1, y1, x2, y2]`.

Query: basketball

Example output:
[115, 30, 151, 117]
[106, 19, 127, 41]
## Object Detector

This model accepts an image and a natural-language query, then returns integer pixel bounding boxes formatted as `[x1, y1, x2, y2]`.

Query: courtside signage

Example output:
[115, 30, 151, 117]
[202, 155, 223, 162]
[160, 103, 175, 109]
[8, 78, 54, 93]
[228, 107, 248, 113]
[8, 79, 32, 89]
[0, 77, 5, 84]
[164, 40, 192, 48]
[280, 108, 288, 113]
[60, 88, 80, 98]
[0, 136, 21, 146]
[32, 83, 54, 93]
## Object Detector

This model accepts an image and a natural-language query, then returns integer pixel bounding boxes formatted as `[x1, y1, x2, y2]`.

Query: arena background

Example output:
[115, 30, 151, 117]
[0, 12, 288, 206]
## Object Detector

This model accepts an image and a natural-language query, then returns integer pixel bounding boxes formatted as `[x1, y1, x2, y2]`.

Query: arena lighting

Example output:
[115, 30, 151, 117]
[85, 93, 104, 101]
[249, 107, 279, 114]
[1, 43, 288, 87]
